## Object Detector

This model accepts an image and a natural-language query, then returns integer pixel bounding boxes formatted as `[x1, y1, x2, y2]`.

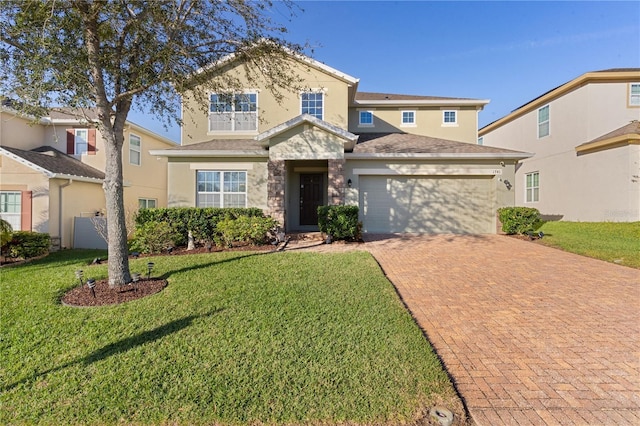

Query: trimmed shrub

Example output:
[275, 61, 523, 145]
[317, 205, 361, 241]
[130, 221, 178, 254]
[134, 207, 265, 246]
[497, 207, 542, 235]
[5, 231, 50, 259]
[216, 216, 278, 247]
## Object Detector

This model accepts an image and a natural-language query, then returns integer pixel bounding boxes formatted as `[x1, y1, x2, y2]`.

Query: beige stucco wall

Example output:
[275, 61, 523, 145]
[481, 81, 640, 221]
[269, 126, 346, 160]
[343, 158, 516, 233]
[181, 58, 352, 144]
[0, 111, 46, 149]
[348, 106, 480, 143]
[166, 157, 268, 210]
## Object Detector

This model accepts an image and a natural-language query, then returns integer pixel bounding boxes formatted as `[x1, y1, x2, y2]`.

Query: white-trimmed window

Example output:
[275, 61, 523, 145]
[629, 83, 640, 106]
[209, 93, 258, 132]
[0, 191, 21, 231]
[129, 134, 141, 166]
[477, 136, 484, 146]
[538, 105, 550, 138]
[525, 172, 539, 203]
[197, 171, 247, 208]
[301, 92, 324, 120]
[401, 111, 416, 126]
[359, 111, 373, 126]
[138, 198, 156, 209]
[75, 129, 88, 155]
[443, 110, 457, 125]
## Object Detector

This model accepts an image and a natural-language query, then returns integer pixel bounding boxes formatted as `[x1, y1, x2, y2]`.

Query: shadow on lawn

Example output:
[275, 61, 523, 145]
[158, 250, 274, 280]
[1, 309, 223, 393]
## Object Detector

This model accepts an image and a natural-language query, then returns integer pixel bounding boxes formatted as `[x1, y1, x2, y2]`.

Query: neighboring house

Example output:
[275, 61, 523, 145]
[479, 69, 640, 222]
[0, 107, 176, 248]
[151, 52, 531, 234]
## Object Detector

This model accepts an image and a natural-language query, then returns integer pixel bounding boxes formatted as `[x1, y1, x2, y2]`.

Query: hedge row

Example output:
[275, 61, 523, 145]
[318, 205, 361, 241]
[2, 231, 50, 259]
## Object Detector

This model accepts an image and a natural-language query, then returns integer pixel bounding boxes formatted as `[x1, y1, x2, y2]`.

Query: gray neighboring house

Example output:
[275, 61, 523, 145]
[479, 69, 640, 222]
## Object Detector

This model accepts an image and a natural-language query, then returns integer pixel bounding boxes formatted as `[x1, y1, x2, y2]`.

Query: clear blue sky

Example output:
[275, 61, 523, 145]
[130, 1, 640, 143]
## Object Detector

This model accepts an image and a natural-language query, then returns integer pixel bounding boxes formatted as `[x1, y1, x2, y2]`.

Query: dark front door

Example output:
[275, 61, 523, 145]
[300, 174, 323, 226]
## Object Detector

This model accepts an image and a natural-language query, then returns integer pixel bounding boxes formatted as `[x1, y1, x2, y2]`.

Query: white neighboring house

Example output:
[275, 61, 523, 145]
[479, 69, 640, 222]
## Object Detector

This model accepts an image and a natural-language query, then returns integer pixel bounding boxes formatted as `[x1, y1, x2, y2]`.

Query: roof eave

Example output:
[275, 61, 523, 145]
[149, 149, 268, 158]
[575, 134, 640, 154]
[50, 174, 104, 184]
[346, 152, 534, 160]
[353, 99, 490, 107]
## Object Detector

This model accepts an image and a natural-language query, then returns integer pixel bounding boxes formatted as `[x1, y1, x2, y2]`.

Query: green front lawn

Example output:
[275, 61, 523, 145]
[0, 250, 461, 425]
[537, 221, 640, 268]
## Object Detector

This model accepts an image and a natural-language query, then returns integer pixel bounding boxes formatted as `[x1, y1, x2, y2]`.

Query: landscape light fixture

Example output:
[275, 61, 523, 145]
[147, 262, 155, 279]
[132, 273, 141, 292]
[75, 270, 84, 286]
[87, 278, 96, 298]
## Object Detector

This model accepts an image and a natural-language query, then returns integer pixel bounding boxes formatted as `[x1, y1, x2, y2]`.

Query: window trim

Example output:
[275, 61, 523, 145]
[0, 191, 21, 231]
[401, 110, 416, 127]
[75, 129, 88, 155]
[477, 136, 484, 146]
[537, 105, 550, 138]
[629, 83, 640, 107]
[525, 172, 540, 203]
[196, 170, 248, 208]
[129, 133, 141, 166]
[300, 91, 324, 120]
[358, 110, 374, 127]
[208, 91, 258, 134]
[442, 110, 458, 126]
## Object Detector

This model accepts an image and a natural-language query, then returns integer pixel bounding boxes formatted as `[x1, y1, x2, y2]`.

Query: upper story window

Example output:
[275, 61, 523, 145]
[401, 111, 416, 126]
[538, 105, 550, 138]
[129, 134, 141, 166]
[301, 92, 323, 120]
[197, 171, 247, 208]
[442, 110, 457, 125]
[66, 128, 96, 155]
[477, 136, 484, 146]
[525, 172, 539, 203]
[629, 83, 640, 106]
[209, 93, 258, 132]
[138, 198, 156, 209]
[359, 111, 373, 126]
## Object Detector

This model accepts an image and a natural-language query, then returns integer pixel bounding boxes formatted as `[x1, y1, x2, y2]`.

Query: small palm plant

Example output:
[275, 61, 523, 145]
[0, 218, 13, 258]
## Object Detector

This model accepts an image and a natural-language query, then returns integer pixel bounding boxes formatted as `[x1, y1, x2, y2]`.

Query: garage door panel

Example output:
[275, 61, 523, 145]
[360, 176, 494, 234]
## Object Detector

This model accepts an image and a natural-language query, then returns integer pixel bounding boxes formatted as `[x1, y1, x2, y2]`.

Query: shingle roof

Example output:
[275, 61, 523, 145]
[166, 139, 265, 151]
[1, 146, 105, 179]
[355, 92, 473, 101]
[579, 120, 640, 146]
[353, 133, 527, 155]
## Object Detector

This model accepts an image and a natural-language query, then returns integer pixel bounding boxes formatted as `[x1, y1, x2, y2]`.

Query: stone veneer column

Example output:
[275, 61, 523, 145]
[327, 159, 346, 205]
[267, 159, 286, 226]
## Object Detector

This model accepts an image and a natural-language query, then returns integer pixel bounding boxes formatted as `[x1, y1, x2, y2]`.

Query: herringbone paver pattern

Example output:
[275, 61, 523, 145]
[364, 234, 640, 426]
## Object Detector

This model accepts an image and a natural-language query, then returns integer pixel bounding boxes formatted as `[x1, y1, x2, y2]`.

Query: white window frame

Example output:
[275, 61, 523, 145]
[442, 110, 457, 126]
[358, 111, 374, 127]
[0, 191, 21, 231]
[301, 91, 324, 120]
[196, 171, 248, 208]
[525, 172, 539, 203]
[629, 83, 640, 107]
[401, 110, 416, 127]
[129, 133, 141, 166]
[75, 129, 88, 155]
[538, 105, 550, 138]
[208, 92, 258, 133]
[477, 136, 484, 146]
[138, 198, 156, 209]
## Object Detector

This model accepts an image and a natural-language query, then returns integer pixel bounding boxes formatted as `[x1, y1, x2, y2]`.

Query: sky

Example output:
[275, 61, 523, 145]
[129, 1, 640, 143]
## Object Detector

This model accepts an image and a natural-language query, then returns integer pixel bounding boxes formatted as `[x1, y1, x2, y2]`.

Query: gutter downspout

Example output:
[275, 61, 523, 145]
[58, 179, 72, 249]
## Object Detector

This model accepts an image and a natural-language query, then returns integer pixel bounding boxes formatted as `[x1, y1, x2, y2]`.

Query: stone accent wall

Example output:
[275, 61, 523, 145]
[267, 159, 286, 225]
[327, 159, 345, 205]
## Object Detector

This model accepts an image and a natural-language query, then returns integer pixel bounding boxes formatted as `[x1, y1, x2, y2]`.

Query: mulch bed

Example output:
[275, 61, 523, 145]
[61, 277, 167, 307]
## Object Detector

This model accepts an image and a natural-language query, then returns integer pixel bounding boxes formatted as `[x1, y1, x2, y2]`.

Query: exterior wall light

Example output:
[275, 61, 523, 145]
[347, 178, 352, 188]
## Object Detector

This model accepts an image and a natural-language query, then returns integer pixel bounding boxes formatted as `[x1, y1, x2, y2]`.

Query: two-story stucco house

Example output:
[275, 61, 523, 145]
[479, 69, 640, 222]
[152, 52, 531, 234]
[0, 106, 176, 248]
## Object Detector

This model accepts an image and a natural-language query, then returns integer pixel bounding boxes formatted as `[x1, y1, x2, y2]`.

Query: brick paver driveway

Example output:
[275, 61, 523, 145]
[365, 234, 640, 425]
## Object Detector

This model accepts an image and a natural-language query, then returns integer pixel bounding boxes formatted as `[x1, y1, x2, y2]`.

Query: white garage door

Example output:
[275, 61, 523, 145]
[359, 175, 494, 234]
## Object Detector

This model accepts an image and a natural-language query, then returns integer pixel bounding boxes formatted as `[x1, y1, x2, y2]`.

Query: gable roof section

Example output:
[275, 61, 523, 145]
[350, 133, 532, 160]
[0, 146, 105, 182]
[354, 92, 489, 107]
[256, 114, 358, 151]
[575, 120, 640, 155]
[480, 68, 640, 135]
[150, 138, 267, 158]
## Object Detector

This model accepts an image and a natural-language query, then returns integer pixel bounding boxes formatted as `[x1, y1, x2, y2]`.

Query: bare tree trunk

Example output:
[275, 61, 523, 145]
[102, 126, 131, 288]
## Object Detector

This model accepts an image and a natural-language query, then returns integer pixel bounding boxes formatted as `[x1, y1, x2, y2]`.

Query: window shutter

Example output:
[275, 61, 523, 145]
[88, 129, 97, 155]
[66, 129, 75, 154]
[21, 191, 32, 231]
